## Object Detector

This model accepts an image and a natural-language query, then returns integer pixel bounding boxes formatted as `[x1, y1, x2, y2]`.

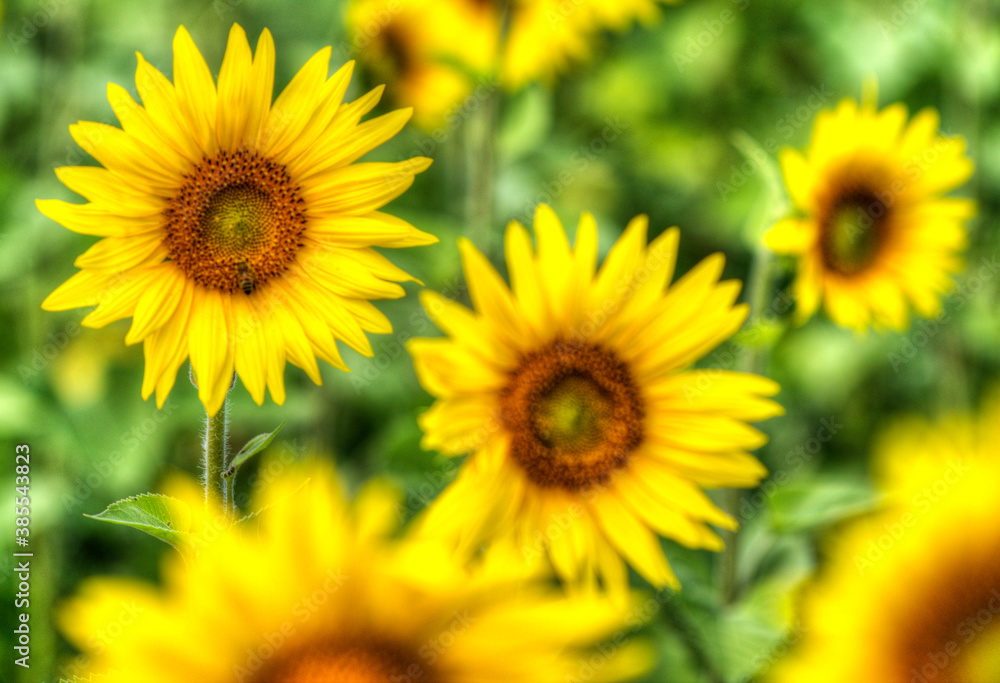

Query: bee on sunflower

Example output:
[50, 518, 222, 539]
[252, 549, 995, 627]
[40, 25, 435, 416]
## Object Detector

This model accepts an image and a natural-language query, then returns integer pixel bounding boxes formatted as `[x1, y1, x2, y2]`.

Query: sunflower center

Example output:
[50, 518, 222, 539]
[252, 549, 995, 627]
[162, 150, 306, 294]
[500, 341, 644, 491]
[202, 184, 272, 252]
[533, 375, 608, 452]
[249, 639, 431, 683]
[819, 190, 888, 276]
[894, 533, 1000, 682]
[381, 25, 413, 75]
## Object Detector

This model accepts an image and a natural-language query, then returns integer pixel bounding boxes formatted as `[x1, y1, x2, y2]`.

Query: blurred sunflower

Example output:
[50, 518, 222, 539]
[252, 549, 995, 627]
[765, 96, 975, 331]
[58, 460, 653, 683]
[347, 0, 497, 129]
[408, 206, 782, 592]
[774, 396, 1000, 683]
[39, 24, 434, 416]
[503, 0, 679, 90]
[348, 0, 680, 121]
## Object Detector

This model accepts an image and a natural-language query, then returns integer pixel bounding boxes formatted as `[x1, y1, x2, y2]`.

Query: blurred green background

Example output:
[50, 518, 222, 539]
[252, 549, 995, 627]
[2, 0, 1000, 681]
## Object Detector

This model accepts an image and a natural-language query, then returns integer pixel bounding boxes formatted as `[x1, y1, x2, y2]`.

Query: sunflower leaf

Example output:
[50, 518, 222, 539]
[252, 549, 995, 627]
[84, 493, 192, 551]
[767, 475, 879, 533]
[223, 419, 285, 478]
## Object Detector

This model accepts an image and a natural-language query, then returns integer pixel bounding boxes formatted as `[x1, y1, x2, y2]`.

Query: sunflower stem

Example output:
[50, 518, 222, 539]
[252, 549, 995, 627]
[719, 134, 787, 605]
[465, 86, 499, 257]
[720, 246, 779, 607]
[203, 399, 230, 510]
[464, 0, 508, 260]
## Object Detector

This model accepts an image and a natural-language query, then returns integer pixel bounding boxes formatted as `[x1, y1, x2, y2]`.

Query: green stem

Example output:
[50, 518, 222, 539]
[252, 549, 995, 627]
[203, 399, 230, 509]
[718, 132, 787, 605]
[464, 85, 499, 256]
[720, 245, 777, 605]
[463, 0, 507, 259]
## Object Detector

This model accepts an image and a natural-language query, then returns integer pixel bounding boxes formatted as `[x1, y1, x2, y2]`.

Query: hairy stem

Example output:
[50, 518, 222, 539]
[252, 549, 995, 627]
[203, 399, 230, 509]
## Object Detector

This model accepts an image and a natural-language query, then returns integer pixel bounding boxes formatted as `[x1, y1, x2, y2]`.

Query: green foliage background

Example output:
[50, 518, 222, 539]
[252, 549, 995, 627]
[2, 0, 999, 681]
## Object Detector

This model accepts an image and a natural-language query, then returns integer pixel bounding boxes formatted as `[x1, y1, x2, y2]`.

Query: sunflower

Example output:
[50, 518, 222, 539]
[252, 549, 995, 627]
[773, 396, 1000, 683]
[39, 25, 434, 416]
[348, 0, 679, 111]
[347, 0, 497, 130]
[502, 0, 679, 90]
[765, 96, 975, 332]
[407, 205, 782, 593]
[58, 460, 653, 683]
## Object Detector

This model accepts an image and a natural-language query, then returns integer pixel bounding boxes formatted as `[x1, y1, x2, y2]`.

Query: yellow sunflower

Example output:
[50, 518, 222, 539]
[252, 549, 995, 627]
[39, 25, 434, 416]
[765, 96, 975, 332]
[348, 0, 679, 109]
[503, 0, 679, 90]
[408, 205, 782, 593]
[347, 0, 497, 130]
[58, 460, 653, 683]
[774, 395, 1000, 682]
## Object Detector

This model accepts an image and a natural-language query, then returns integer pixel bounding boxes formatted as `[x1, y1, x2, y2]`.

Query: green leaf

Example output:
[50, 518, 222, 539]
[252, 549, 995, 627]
[85, 493, 192, 551]
[768, 475, 879, 533]
[730, 129, 791, 248]
[223, 420, 285, 478]
[718, 569, 811, 682]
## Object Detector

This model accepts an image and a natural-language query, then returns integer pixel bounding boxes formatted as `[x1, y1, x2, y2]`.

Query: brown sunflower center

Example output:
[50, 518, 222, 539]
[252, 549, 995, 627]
[162, 150, 306, 293]
[818, 188, 889, 276]
[500, 341, 644, 491]
[249, 639, 432, 683]
[893, 532, 1000, 682]
[381, 25, 414, 76]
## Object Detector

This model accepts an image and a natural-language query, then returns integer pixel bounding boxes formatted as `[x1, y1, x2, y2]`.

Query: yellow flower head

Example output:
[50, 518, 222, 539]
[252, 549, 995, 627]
[503, 0, 678, 90]
[408, 206, 782, 593]
[347, 0, 498, 130]
[765, 96, 975, 332]
[58, 460, 653, 683]
[774, 395, 1000, 683]
[40, 25, 435, 416]
[348, 0, 679, 116]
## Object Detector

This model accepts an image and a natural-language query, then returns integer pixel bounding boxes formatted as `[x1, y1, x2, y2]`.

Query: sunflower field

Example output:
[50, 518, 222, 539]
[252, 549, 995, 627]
[3, 0, 1000, 681]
